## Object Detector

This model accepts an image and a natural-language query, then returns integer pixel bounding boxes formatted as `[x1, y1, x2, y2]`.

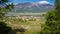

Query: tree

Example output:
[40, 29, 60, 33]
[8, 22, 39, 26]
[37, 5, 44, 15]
[0, 22, 12, 34]
[40, 0, 60, 34]
[0, 0, 14, 18]
[0, 0, 13, 34]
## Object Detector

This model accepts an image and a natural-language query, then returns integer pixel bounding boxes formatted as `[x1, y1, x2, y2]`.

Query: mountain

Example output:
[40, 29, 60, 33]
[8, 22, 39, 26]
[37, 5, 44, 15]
[11, 2, 54, 13]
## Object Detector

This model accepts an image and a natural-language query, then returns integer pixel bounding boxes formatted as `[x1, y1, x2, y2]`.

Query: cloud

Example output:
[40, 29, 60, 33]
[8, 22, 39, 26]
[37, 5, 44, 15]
[38, 1, 50, 4]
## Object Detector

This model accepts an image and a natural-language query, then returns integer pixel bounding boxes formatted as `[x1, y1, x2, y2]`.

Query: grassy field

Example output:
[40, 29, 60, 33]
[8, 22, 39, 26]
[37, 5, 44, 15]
[3, 16, 46, 34]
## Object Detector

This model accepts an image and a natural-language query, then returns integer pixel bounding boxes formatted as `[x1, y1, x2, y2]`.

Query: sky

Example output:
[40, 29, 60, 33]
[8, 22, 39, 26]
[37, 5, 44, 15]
[9, 0, 55, 5]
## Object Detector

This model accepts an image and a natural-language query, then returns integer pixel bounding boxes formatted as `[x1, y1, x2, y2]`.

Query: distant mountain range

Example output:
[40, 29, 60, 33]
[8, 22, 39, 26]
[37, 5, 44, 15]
[6, 2, 55, 16]
[10, 2, 55, 13]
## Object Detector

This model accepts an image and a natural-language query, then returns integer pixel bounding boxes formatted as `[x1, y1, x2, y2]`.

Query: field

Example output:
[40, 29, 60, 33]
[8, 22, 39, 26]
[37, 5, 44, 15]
[3, 15, 46, 34]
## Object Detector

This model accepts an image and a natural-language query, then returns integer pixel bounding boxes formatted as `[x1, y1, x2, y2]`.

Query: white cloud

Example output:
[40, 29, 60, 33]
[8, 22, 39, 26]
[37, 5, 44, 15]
[38, 1, 50, 4]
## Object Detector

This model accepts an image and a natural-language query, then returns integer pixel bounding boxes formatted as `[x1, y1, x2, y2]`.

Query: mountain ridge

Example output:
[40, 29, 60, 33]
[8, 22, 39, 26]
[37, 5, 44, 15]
[11, 2, 54, 13]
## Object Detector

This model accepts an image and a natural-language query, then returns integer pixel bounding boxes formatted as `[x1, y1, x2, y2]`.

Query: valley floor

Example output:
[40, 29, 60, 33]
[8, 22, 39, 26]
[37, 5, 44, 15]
[3, 15, 46, 34]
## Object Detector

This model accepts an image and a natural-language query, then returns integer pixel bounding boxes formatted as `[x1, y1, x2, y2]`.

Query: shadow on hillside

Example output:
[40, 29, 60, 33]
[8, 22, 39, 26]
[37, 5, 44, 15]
[9, 28, 26, 34]
[0, 21, 12, 34]
[9, 30, 16, 34]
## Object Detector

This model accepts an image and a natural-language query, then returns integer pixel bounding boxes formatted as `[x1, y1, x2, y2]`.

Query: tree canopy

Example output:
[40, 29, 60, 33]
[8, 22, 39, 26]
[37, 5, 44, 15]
[40, 0, 60, 34]
[0, 22, 12, 34]
[0, 0, 14, 18]
[0, 0, 13, 34]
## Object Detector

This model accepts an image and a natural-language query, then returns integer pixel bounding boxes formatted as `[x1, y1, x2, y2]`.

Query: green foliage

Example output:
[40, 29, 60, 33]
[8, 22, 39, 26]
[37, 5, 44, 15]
[16, 27, 26, 33]
[5, 3, 14, 10]
[55, 0, 60, 10]
[40, 10, 60, 34]
[10, 3, 14, 9]
[1, 0, 8, 2]
[40, 0, 60, 34]
[0, 21, 12, 34]
[0, 0, 13, 34]
[0, 0, 14, 18]
[28, 18, 36, 21]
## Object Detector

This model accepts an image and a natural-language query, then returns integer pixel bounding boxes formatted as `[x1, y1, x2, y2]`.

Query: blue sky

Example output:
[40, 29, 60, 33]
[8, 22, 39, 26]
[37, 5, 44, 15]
[9, 0, 55, 5]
